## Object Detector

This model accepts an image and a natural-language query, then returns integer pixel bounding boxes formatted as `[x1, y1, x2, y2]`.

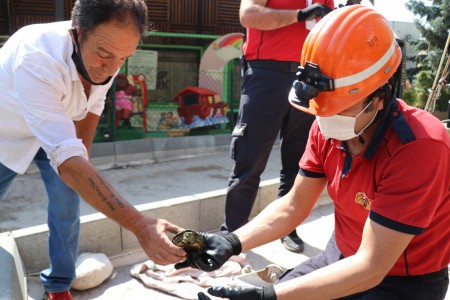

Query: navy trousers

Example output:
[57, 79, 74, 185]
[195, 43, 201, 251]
[223, 64, 315, 232]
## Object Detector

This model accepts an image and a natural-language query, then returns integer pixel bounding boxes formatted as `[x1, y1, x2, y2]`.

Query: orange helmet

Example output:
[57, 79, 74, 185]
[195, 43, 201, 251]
[289, 5, 402, 116]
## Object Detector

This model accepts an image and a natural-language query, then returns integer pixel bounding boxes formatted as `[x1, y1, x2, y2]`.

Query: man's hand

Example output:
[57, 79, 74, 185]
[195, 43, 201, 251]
[198, 286, 277, 300]
[134, 217, 186, 265]
[174, 233, 241, 272]
[297, 3, 333, 22]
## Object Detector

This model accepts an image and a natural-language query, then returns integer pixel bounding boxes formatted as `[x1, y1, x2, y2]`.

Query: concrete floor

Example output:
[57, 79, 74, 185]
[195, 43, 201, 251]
[27, 203, 335, 300]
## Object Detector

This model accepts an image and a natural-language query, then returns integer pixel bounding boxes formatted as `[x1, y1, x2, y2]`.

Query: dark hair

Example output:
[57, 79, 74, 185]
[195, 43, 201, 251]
[363, 85, 388, 113]
[71, 0, 148, 40]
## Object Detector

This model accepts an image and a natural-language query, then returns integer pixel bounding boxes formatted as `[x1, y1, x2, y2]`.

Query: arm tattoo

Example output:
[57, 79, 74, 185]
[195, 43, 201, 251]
[87, 174, 125, 211]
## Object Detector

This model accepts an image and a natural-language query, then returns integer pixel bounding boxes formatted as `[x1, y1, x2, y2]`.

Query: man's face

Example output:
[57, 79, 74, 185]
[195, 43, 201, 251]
[76, 20, 140, 84]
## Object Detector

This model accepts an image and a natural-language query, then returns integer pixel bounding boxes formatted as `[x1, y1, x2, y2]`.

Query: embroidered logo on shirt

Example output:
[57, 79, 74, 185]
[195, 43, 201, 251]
[355, 192, 372, 210]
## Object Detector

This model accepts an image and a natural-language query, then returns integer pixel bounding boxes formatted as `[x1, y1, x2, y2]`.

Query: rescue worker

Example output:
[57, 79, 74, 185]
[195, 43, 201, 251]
[177, 5, 450, 300]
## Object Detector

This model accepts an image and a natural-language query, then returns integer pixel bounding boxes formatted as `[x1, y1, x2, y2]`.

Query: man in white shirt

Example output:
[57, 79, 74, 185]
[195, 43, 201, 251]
[0, 1, 185, 299]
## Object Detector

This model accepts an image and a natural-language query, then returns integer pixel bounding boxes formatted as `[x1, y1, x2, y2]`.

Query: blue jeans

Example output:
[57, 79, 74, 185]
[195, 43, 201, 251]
[0, 148, 80, 292]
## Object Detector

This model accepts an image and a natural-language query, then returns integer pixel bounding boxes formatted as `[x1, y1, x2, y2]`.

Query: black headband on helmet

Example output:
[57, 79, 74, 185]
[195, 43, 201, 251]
[290, 62, 335, 108]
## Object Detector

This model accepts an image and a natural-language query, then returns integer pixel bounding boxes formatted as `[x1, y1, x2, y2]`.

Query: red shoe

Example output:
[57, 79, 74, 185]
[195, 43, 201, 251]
[44, 291, 74, 300]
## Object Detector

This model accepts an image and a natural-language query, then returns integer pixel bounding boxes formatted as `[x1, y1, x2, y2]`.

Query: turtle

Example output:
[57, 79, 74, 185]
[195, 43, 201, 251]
[172, 229, 206, 253]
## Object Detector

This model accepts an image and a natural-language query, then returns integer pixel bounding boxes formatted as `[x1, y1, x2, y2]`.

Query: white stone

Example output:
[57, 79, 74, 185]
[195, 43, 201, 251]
[71, 252, 113, 291]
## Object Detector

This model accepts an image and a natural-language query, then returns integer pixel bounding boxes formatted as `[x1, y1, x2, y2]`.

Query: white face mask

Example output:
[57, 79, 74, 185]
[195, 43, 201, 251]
[316, 101, 377, 141]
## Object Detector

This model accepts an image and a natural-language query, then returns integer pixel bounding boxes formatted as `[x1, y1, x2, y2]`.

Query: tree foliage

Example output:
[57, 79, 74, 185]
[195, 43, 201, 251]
[404, 0, 450, 111]
[406, 0, 450, 49]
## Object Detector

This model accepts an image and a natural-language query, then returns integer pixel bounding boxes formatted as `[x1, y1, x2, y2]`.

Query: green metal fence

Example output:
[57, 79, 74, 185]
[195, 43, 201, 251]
[0, 35, 9, 47]
[95, 31, 241, 142]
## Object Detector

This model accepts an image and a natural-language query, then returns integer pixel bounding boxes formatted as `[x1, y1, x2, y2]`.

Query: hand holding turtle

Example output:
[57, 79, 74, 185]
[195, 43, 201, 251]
[173, 232, 242, 272]
[133, 217, 187, 265]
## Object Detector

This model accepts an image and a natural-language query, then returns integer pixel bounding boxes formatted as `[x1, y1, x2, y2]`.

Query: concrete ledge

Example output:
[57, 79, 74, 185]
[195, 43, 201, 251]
[114, 139, 154, 163]
[0, 232, 27, 300]
[4, 179, 330, 297]
[90, 134, 231, 169]
[25, 134, 232, 174]
[9, 180, 278, 274]
[11, 180, 329, 273]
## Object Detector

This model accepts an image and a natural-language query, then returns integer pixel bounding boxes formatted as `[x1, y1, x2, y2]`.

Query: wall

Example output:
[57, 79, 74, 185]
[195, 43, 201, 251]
[0, 0, 241, 36]
[389, 20, 421, 70]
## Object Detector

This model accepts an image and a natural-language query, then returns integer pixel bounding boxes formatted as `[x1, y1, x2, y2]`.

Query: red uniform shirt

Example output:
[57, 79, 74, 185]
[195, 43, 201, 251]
[300, 99, 450, 276]
[243, 0, 335, 61]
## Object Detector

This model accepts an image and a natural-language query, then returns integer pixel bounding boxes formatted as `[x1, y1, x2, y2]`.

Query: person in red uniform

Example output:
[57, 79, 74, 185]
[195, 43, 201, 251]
[177, 5, 450, 300]
[221, 0, 334, 254]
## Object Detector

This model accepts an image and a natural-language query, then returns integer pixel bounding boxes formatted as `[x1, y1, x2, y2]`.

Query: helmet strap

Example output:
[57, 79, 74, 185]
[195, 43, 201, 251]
[375, 60, 402, 124]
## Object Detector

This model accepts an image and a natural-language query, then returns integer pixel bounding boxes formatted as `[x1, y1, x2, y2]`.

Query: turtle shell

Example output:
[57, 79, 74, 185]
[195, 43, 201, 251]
[172, 230, 205, 252]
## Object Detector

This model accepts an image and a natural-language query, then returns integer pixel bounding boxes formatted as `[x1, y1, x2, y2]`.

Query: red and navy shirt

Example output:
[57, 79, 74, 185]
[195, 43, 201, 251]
[243, 0, 335, 62]
[300, 99, 450, 276]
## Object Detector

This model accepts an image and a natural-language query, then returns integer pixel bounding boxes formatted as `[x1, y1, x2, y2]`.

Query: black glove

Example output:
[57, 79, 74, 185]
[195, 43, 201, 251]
[346, 0, 362, 5]
[198, 286, 277, 300]
[297, 3, 333, 22]
[174, 232, 242, 272]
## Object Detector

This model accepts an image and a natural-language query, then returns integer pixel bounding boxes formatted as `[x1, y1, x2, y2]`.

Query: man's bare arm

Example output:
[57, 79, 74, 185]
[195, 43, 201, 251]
[58, 156, 186, 265]
[236, 175, 327, 251]
[274, 219, 414, 300]
[240, 0, 299, 30]
[74, 112, 100, 155]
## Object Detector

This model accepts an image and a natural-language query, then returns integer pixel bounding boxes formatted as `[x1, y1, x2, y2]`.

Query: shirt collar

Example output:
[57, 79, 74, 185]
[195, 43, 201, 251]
[364, 98, 416, 159]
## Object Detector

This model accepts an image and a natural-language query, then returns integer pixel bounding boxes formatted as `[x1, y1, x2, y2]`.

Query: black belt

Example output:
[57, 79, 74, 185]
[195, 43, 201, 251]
[408, 266, 449, 283]
[246, 60, 299, 73]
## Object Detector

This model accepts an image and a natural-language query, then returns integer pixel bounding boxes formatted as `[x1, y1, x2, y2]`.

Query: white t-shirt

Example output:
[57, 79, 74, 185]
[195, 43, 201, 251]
[0, 21, 115, 174]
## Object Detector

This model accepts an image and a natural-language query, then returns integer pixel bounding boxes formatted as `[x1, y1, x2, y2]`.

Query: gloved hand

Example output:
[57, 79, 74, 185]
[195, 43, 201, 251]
[198, 286, 277, 300]
[174, 232, 241, 272]
[297, 3, 333, 22]
[346, 0, 362, 5]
